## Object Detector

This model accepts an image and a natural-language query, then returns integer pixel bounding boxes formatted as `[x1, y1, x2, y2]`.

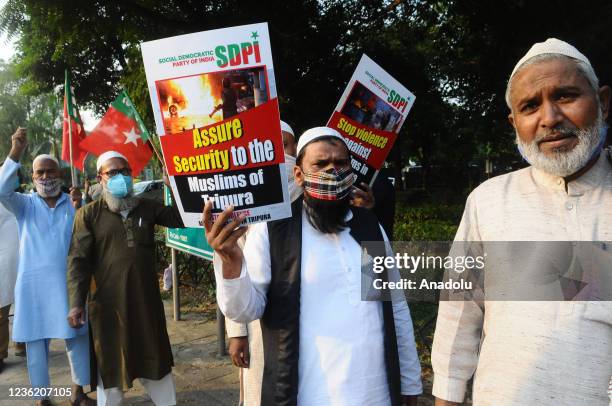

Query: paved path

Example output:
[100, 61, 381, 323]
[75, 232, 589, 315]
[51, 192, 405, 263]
[1, 300, 438, 405]
[0, 301, 239, 405]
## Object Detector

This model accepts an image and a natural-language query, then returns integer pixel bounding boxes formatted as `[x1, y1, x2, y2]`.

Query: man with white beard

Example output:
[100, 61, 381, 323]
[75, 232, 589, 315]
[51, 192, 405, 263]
[432, 39, 612, 405]
[0, 128, 93, 406]
[67, 151, 184, 406]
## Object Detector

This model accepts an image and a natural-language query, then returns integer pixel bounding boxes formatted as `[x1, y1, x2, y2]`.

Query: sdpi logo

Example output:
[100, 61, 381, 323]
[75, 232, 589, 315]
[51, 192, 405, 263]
[215, 31, 261, 68]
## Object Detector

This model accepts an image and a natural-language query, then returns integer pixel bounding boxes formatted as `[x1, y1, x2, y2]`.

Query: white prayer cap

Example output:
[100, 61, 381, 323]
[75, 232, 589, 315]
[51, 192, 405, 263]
[296, 126, 347, 156]
[33, 154, 59, 167]
[280, 120, 294, 137]
[96, 151, 129, 171]
[510, 38, 592, 80]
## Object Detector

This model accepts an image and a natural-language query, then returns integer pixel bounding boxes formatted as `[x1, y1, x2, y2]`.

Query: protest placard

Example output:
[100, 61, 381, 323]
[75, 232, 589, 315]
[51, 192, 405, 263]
[328, 54, 415, 186]
[141, 23, 291, 227]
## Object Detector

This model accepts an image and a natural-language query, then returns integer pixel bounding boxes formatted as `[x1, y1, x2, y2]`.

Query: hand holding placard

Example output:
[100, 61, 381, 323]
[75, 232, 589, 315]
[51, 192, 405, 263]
[202, 200, 247, 279]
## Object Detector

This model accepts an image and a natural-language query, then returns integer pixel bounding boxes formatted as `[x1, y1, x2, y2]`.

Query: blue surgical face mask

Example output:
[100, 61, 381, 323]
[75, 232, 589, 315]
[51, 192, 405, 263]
[106, 174, 133, 198]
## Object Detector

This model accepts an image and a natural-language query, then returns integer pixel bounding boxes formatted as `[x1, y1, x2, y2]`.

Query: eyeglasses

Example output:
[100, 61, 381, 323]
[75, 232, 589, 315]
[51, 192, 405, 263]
[100, 168, 131, 177]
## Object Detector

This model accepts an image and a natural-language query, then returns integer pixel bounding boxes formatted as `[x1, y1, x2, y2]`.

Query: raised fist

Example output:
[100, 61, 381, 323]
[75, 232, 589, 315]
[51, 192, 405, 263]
[9, 127, 28, 162]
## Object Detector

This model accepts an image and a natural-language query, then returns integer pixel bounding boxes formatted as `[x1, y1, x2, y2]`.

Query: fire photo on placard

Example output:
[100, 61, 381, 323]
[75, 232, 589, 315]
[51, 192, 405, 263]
[340, 81, 402, 133]
[155, 66, 269, 134]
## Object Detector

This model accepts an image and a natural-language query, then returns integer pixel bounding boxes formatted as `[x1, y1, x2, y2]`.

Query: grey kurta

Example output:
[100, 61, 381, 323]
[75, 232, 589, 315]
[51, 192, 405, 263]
[67, 197, 183, 389]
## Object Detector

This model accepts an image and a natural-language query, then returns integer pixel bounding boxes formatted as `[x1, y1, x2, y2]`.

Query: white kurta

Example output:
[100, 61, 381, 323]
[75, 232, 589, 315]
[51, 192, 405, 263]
[432, 149, 612, 405]
[223, 175, 302, 406]
[215, 209, 422, 405]
[0, 202, 19, 307]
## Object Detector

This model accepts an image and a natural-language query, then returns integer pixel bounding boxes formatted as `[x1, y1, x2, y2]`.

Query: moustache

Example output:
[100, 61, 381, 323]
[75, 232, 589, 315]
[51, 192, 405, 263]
[535, 126, 581, 144]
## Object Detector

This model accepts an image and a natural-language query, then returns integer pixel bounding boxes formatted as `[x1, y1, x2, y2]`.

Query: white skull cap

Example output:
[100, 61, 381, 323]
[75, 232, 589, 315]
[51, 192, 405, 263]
[96, 151, 129, 171]
[510, 38, 592, 80]
[280, 120, 294, 137]
[297, 126, 347, 156]
[33, 154, 59, 167]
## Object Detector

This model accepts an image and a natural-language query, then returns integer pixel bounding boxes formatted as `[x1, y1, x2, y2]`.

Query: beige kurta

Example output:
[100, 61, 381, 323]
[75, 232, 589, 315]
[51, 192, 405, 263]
[226, 318, 264, 406]
[432, 149, 612, 405]
[67, 197, 183, 390]
[222, 229, 265, 406]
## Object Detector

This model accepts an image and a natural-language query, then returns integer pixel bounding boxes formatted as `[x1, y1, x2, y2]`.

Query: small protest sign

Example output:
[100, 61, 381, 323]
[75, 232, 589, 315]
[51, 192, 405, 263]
[328, 54, 415, 185]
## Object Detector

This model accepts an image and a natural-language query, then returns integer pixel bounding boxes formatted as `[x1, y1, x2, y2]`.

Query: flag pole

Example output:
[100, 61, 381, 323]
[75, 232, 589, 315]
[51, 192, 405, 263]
[67, 114, 77, 187]
[121, 89, 165, 167]
[66, 70, 77, 187]
[149, 137, 165, 165]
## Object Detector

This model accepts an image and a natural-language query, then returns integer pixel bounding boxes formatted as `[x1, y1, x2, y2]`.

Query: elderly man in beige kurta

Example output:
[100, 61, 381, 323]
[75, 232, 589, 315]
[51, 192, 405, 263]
[432, 39, 612, 406]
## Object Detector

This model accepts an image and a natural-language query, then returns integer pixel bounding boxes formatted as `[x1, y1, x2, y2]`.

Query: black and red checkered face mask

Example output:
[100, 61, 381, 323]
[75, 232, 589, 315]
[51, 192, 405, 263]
[302, 166, 356, 201]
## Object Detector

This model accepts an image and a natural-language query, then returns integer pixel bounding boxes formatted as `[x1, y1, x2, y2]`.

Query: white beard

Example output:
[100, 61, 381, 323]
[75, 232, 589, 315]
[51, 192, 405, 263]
[516, 114, 607, 177]
[102, 189, 139, 213]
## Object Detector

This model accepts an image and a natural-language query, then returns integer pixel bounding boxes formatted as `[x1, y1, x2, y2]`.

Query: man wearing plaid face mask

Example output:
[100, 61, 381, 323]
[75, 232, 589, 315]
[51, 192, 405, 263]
[295, 129, 357, 233]
[206, 127, 422, 406]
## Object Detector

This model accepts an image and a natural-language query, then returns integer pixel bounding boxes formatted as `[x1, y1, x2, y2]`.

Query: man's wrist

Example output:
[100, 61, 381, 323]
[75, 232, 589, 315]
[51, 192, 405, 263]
[8, 152, 21, 163]
[221, 252, 244, 279]
[69, 300, 85, 309]
[222, 257, 243, 279]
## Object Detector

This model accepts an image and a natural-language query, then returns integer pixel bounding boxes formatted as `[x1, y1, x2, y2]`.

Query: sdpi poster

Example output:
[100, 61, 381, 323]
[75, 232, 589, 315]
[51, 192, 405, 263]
[141, 23, 291, 227]
[328, 54, 416, 186]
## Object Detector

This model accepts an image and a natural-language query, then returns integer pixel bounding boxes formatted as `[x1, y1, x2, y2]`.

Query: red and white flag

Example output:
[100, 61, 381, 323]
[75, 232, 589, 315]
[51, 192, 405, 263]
[61, 70, 88, 171]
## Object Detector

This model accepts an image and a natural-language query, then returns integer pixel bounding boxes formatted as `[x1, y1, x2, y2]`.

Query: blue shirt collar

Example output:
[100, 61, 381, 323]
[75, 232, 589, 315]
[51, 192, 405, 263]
[34, 191, 69, 208]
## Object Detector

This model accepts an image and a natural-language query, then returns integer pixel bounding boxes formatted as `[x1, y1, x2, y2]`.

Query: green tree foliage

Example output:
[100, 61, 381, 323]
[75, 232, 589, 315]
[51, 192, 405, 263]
[1, 0, 610, 189]
[0, 60, 62, 174]
[0, 60, 27, 154]
[417, 0, 612, 163]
